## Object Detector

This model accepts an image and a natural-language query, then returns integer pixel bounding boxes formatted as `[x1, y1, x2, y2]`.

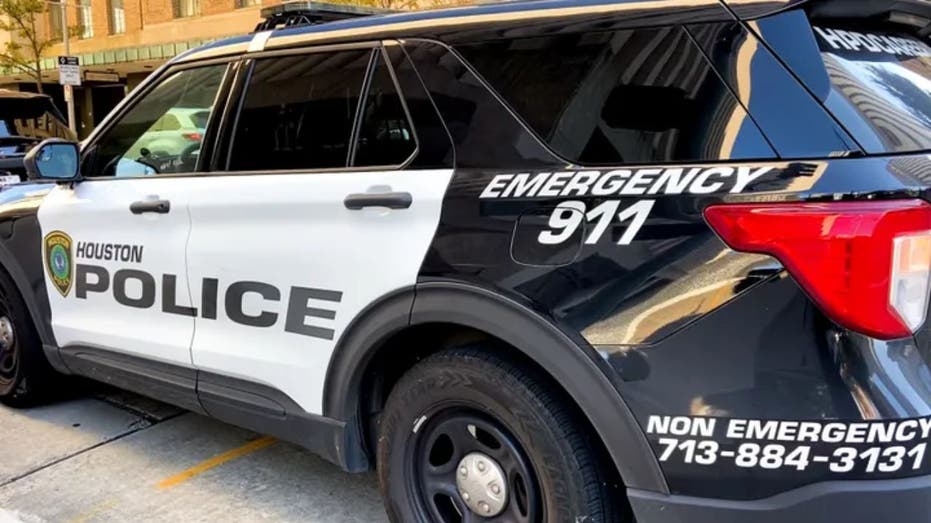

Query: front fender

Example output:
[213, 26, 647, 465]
[0, 185, 56, 346]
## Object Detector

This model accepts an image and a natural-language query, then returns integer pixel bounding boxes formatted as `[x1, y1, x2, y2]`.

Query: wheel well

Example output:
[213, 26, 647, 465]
[357, 322, 629, 508]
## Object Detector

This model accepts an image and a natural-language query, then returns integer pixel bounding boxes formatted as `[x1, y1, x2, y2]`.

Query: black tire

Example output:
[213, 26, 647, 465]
[0, 269, 56, 407]
[377, 346, 626, 523]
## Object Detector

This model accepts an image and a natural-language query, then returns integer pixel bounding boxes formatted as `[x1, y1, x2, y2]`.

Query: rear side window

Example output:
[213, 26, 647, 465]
[230, 50, 371, 171]
[812, 25, 931, 153]
[458, 27, 769, 165]
[229, 48, 416, 172]
[353, 56, 416, 166]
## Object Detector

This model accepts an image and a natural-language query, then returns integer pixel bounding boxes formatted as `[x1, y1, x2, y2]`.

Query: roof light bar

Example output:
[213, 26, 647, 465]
[255, 1, 395, 32]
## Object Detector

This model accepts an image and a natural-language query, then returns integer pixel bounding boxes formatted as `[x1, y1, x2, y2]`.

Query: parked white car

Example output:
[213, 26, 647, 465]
[124, 107, 209, 161]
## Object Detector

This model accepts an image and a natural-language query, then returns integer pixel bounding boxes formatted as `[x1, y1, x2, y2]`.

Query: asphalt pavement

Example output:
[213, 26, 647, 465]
[0, 386, 388, 522]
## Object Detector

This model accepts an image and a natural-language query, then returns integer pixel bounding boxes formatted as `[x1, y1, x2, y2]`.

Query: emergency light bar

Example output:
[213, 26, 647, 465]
[255, 1, 395, 32]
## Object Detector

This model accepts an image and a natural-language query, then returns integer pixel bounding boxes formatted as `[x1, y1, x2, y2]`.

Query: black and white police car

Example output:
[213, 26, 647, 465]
[4, 0, 931, 521]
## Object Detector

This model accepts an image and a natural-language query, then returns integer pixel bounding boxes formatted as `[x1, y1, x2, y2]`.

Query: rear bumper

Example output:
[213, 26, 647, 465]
[628, 474, 931, 523]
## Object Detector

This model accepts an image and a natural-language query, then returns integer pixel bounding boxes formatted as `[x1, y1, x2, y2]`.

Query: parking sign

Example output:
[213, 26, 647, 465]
[58, 56, 81, 86]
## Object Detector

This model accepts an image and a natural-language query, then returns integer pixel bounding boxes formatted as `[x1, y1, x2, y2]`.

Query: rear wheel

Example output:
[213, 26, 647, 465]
[0, 270, 55, 407]
[377, 347, 626, 523]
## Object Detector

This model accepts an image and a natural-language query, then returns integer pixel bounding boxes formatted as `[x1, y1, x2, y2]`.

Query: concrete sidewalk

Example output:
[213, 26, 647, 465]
[0, 388, 387, 522]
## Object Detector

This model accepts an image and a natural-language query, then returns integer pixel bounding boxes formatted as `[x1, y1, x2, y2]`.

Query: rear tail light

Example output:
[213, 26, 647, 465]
[704, 199, 931, 340]
[891, 233, 931, 332]
[182, 132, 203, 142]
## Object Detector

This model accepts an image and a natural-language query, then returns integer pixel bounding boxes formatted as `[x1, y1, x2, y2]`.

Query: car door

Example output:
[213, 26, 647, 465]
[184, 45, 453, 415]
[37, 63, 230, 369]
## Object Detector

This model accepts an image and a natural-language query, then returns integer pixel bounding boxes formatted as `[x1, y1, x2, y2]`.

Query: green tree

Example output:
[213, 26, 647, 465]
[0, 0, 54, 93]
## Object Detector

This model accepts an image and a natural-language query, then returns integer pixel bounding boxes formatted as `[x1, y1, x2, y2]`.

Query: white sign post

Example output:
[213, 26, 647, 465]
[53, 2, 78, 135]
[58, 55, 80, 136]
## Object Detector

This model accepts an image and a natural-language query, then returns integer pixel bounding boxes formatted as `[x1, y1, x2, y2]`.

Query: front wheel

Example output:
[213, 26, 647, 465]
[0, 269, 55, 407]
[377, 347, 626, 523]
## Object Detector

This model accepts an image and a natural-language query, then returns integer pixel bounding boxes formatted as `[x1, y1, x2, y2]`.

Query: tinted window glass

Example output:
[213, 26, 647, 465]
[353, 54, 416, 167]
[229, 50, 371, 171]
[384, 45, 454, 169]
[813, 24, 931, 153]
[458, 28, 760, 165]
[403, 41, 558, 169]
[93, 65, 226, 177]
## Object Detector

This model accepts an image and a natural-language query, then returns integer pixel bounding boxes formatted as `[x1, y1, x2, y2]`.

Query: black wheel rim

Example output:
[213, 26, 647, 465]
[0, 306, 17, 386]
[408, 408, 542, 523]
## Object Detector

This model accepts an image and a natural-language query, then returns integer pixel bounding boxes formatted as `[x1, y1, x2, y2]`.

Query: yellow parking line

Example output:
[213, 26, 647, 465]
[156, 436, 276, 490]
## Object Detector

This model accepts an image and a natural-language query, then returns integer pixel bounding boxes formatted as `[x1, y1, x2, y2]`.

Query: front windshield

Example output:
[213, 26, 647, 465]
[0, 121, 16, 156]
[814, 25, 931, 153]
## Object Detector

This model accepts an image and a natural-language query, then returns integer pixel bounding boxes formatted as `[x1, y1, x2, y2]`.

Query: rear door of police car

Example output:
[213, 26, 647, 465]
[183, 42, 453, 416]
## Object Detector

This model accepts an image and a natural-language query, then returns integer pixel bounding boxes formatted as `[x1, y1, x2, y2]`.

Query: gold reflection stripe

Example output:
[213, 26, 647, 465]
[719, 23, 759, 159]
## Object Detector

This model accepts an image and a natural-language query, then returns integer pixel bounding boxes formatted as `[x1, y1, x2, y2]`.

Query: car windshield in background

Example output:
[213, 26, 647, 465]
[0, 111, 73, 157]
[190, 110, 210, 129]
[814, 25, 931, 153]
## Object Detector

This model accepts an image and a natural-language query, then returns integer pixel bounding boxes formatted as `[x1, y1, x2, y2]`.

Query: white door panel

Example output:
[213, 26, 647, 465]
[186, 169, 453, 414]
[37, 180, 195, 366]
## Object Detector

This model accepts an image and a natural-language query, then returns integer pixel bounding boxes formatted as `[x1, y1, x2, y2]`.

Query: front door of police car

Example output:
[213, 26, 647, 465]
[37, 64, 229, 367]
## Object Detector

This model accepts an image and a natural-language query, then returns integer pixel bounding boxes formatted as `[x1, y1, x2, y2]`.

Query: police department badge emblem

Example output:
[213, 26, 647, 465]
[44, 231, 73, 297]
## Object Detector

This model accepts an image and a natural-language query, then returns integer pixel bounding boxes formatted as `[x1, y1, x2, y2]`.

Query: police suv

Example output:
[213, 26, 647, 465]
[3, 0, 931, 521]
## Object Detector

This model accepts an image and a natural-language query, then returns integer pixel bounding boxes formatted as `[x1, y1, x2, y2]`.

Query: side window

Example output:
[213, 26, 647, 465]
[458, 27, 773, 165]
[228, 50, 372, 171]
[93, 64, 227, 177]
[353, 53, 417, 167]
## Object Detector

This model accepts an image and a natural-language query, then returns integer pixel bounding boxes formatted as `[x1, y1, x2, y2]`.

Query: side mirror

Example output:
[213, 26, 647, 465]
[24, 139, 81, 182]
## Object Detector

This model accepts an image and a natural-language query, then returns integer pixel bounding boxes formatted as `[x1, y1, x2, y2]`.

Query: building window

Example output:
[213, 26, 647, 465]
[49, 5, 64, 40]
[109, 0, 126, 34]
[173, 0, 200, 18]
[78, 0, 93, 39]
[236, 0, 261, 7]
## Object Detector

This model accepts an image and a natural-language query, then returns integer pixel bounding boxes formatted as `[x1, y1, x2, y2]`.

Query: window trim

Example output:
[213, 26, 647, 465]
[81, 57, 238, 181]
[346, 48, 380, 168]
[81, 40, 425, 182]
[347, 45, 421, 168]
[222, 39, 421, 176]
